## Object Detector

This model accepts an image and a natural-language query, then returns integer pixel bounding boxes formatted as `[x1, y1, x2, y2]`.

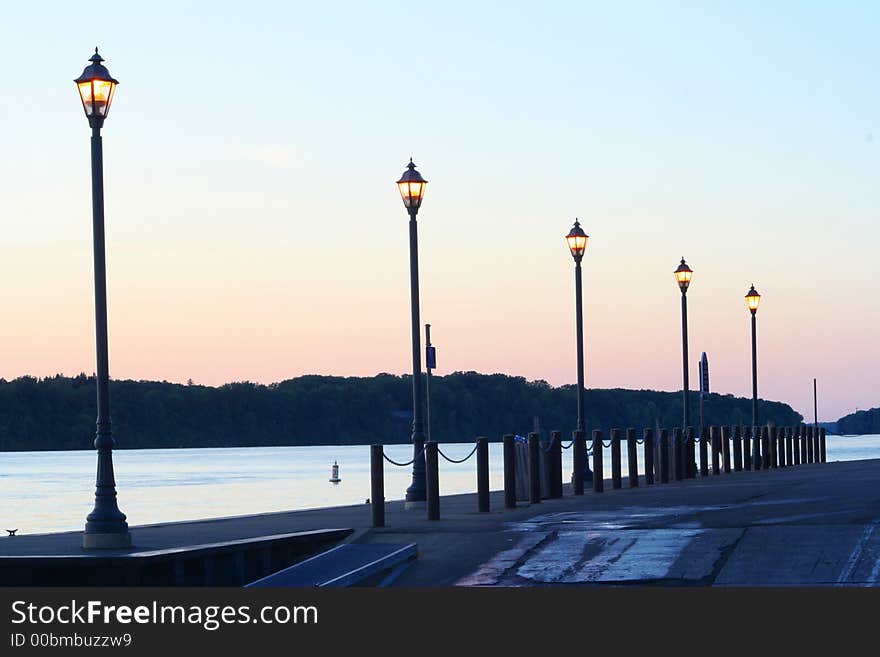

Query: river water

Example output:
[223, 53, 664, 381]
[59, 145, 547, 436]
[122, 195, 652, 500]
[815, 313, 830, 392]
[2, 434, 878, 536]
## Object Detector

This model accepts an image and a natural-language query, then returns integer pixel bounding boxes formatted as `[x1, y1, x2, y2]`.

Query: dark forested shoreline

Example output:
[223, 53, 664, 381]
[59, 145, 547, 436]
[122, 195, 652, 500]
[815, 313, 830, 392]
[0, 372, 805, 451]
[836, 407, 880, 435]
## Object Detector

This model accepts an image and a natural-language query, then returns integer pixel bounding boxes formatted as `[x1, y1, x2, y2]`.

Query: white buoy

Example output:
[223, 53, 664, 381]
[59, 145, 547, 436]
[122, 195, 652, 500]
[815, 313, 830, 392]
[329, 460, 341, 483]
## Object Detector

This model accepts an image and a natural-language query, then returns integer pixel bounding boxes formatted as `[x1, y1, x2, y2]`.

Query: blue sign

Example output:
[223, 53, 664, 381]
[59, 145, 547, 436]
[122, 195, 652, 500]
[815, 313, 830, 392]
[426, 345, 437, 370]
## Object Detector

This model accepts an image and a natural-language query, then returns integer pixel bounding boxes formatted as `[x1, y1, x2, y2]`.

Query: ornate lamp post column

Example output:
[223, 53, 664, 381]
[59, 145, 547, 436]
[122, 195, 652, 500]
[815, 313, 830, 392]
[75, 49, 130, 549]
[674, 258, 693, 429]
[565, 220, 592, 482]
[745, 285, 762, 426]
[396, 159, 428, 507]
[674, 258, 695, 476]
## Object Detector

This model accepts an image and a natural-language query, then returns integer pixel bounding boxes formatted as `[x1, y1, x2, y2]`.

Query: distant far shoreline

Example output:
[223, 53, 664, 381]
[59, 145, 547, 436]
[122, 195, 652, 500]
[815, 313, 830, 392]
[0, 372, 825, 452]
[4, 431, 879, 454]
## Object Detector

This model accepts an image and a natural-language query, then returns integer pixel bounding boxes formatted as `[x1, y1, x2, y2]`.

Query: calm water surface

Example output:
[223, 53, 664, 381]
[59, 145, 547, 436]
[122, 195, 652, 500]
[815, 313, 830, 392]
[2, 435, 878, 535]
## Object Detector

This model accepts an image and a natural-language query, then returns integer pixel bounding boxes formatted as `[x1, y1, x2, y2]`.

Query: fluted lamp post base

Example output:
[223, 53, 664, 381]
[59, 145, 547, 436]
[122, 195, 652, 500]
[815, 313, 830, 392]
[83, 531, 131, 549]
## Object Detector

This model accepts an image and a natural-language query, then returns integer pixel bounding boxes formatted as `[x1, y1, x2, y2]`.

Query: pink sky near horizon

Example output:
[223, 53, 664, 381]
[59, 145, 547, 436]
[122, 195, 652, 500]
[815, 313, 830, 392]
[2, 200, 875, 423]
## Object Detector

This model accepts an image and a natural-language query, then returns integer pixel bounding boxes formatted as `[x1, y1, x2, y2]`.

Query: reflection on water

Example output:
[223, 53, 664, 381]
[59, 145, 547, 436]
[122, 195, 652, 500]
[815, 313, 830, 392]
[1, 435, 878, 535]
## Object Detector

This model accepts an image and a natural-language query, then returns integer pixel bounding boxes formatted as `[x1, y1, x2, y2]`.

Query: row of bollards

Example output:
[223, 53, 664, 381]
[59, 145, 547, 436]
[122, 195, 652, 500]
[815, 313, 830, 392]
[369, 425, 826, 527]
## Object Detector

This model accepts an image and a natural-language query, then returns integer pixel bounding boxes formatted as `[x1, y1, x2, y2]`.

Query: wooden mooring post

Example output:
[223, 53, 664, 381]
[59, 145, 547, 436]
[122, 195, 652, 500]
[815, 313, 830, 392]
[659, 429, 670, 483]
[785, 426, 794, 467]
[710, 426, 720, 475]
[743, 426, 752, 471]
[426, 441, 440, 520]
[476, 436, 489, 512]
[592, 430, 604, 492]
[528, 433, 541, 504]
[370, 444, 384, 528]
[673, 428, 684, 481]
[611, 429, 622, 489]
[550, 431, 563, 499]
[801, 424, 808, 464]
[752, 425, 761, 469]
[770, 427, 778, 469]
[722, 426, 732, 474]
[503, 434, 516, 508]
[779, 427, 787, 467]
[627, 428, 639, 488]
[644, 428, 655, 485]
[733, 425, 743, 472]
[762, 426, 771, 470]
[699, 426, 709, 477]
[572, 430, 585, 495]
[686, 426, 697, 478]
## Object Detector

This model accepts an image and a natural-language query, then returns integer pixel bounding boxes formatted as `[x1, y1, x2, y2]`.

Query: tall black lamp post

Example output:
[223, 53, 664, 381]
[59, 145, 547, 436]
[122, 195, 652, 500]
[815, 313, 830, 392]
[745, 285, 762, 426]
[75, 49, 130, 549]
[397, 159, 428, 507]
[674, 258, 693, 429]
[566, 220, 592, 481]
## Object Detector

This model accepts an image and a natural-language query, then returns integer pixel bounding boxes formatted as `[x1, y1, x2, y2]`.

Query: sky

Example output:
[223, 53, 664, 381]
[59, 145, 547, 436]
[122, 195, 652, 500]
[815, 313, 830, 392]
[0, 1, 877, 421]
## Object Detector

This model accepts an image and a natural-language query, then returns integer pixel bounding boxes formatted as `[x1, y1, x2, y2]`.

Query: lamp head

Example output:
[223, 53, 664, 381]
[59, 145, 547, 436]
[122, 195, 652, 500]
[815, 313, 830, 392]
[565, 219, 588, 261]
[74, 48, 119, 127]
[746, 284, 761, 314]
[674, 257, 693, 292]
[396, 159, 427, 213]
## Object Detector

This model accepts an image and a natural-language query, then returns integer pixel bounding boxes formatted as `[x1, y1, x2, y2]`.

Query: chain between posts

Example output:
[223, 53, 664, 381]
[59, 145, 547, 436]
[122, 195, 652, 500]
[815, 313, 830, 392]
[437, 443, 479, 464]
[382, 445, 426, 467]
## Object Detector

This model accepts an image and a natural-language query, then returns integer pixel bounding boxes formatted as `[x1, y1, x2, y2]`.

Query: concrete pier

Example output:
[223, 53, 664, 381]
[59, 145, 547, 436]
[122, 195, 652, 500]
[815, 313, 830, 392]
[2, 456, 877, 587]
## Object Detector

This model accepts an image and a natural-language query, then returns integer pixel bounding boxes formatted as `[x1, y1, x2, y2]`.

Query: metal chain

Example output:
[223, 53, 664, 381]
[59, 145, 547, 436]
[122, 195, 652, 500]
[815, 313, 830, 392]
[561, 440, 574, 450]
[382, 445, 426, 467]
[636, 439, 645, 445]
[437, 443, 479, 464]
[602, 440, 612, 448]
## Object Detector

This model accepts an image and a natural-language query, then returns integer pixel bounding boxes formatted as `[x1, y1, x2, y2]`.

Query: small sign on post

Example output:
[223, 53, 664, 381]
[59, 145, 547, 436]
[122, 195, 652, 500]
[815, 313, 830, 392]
[426, 345, 436, 370]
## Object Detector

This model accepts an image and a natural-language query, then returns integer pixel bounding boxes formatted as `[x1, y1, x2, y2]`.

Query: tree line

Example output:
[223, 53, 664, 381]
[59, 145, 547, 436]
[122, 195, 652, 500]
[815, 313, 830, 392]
[0, 372, 805, 451]
[836, 407, 880, 435]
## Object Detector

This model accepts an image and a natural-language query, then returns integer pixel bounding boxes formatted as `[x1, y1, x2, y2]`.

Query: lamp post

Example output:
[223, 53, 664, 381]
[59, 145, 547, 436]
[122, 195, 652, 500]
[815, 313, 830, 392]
[674, 259, 693, 430]
[566, 220, 592, 482]
[397, 159, 428, 507]
[746, 285, 762, 426]
[813, 377, 818, 428]
[674, 258, 695, 477]
[75, 49, 130, 549]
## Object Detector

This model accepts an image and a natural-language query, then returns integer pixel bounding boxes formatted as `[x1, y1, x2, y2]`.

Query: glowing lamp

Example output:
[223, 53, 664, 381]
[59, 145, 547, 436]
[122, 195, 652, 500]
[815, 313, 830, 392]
[396, 159, 427, 212]
[75, 48, 119, 123]
[746, 285, 761, 314]
[565, 219, 588, 260]
[674, 258, 693, 292]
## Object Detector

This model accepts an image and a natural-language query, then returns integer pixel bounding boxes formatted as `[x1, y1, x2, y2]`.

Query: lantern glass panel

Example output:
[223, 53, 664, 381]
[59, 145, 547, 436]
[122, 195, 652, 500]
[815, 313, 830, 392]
[398, 180, 426, 209]
[566, 233, 588, 258]
[78, 79, 116, 117]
